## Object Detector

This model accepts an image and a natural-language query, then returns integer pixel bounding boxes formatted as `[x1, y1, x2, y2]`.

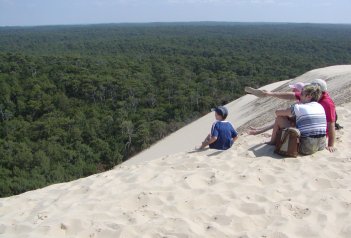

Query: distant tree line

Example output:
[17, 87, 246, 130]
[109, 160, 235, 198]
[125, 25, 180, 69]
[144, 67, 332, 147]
[1, 23, 351, 196]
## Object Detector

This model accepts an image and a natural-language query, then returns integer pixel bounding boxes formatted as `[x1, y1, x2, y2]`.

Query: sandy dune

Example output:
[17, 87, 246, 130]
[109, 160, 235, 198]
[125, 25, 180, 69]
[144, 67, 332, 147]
[129, 65, 351, 164]
[0, 65, 351, 238]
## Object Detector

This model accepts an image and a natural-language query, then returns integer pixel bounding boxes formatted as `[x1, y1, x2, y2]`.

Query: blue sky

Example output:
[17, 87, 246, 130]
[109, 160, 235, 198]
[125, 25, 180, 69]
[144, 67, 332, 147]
[0, 0, 350, 26]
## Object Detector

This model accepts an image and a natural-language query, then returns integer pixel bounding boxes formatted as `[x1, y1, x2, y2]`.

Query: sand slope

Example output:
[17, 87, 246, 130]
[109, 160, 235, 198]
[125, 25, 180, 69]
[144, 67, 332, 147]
[127, 80, 289, 165]
[129, 65, 351, 165]
[0, 65, 351, 238]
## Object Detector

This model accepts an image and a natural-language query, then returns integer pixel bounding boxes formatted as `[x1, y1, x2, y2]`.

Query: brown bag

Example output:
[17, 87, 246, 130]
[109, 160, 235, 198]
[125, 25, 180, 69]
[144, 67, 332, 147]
[274, 127, 301, 157]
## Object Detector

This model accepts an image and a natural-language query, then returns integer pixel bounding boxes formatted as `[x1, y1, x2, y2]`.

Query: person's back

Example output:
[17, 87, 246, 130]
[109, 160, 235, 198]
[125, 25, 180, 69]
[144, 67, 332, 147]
[209, 120, 237, 150]
[198, 106, 238, 150]
[293, 102, 327, 137]
[292, 86, 327, 155]
[295, 91, 335, 126]
[295, 79, 336, 152]
[318, 91, 336, 124]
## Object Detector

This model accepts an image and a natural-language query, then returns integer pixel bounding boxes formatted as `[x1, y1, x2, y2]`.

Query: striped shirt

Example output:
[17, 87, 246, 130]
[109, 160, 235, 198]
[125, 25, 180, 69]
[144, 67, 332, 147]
[291, 102, 327, 137]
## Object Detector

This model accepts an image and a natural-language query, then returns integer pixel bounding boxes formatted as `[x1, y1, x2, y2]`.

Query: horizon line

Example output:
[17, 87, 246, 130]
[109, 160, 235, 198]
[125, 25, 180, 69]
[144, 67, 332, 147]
[1, 21, 351, 28]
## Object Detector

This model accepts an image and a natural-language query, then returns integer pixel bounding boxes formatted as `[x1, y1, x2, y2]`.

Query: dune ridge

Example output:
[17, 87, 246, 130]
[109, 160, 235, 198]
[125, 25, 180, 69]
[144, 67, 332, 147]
[1, 65, 351, 238]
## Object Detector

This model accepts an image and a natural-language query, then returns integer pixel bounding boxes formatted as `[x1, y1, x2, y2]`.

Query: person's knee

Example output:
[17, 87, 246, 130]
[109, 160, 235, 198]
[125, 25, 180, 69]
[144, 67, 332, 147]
[276, 116, 291, 128]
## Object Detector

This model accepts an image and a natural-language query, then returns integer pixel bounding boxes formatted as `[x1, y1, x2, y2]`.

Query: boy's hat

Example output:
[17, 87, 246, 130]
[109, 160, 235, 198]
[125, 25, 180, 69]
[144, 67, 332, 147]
[212, 106, 228, 118]
[311, 78, 327, 92]
[288, 82, 306, 92]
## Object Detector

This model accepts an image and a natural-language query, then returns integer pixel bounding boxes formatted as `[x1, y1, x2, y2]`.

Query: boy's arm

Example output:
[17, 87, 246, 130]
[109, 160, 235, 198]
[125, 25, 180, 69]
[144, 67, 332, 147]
[201, 136, 217, 148]
[264, 91, 296, 101]
[232, 135, 239, 142]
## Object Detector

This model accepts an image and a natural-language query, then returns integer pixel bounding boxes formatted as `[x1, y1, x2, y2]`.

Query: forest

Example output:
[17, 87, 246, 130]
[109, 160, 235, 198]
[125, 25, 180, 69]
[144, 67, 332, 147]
[1, 23, 351, 197]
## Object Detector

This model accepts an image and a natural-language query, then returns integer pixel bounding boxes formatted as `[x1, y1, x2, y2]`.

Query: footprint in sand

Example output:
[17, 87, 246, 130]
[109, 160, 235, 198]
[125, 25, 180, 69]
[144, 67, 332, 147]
[239, 202, 265, 215]
[0, 224, 6, 234]
[339, 224, 351, 238]
[263, 231, 289, 238]
[283, 203, 311, 219]
[183, 172, 217, 189]
[253, 194, 268, 203]
[212, 215, 232, 226]
[257, 174, 276, 185]
[310, 178, 333, 189]
[192, 193, 228, 208]
[33, 212, 49, 225]
[317, 214, 328, 227]
[325, 170, 344, 179]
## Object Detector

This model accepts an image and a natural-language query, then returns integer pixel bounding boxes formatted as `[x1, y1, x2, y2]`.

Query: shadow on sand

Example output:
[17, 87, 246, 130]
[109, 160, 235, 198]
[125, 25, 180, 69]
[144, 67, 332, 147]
[206, 150, 225, 157]
[189, 143, 287, 159]
[187, 148, 225, 157]
[248, 143, 284, 159]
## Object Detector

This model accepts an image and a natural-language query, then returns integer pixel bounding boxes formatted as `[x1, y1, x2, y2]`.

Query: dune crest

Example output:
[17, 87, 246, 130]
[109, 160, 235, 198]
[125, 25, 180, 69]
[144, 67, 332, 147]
[1, 65, 351, 238]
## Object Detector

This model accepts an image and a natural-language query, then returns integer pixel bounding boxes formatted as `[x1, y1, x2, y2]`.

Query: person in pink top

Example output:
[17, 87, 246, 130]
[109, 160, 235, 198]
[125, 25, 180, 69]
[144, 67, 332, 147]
[289, 82, 305, 93]
[246, 79, 336, 152]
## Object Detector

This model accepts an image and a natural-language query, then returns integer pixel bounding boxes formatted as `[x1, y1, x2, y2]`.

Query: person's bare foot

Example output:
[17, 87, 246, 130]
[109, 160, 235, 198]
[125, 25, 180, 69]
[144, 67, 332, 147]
[248, 129, 260, 135]
[264, 141, 275, 146]
[195, 143, 206, 150]
[195, 146, 208, 151]
[248, 126, 263, 135]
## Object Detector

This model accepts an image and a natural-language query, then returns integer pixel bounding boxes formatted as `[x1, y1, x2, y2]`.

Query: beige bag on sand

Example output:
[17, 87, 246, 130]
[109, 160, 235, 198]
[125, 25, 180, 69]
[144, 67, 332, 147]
[275, 127, 301, 157]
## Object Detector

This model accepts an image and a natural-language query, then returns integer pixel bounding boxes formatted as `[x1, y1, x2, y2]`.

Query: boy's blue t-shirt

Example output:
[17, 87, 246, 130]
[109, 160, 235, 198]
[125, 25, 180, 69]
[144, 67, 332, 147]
[209, 121, 238, 150]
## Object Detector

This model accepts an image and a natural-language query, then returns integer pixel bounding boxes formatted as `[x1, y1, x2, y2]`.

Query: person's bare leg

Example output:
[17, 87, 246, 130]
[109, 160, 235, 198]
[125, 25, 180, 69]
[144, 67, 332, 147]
[269, 116, 291, 145]
[197, 134, 211, 150]
[248, 121, 275, 135]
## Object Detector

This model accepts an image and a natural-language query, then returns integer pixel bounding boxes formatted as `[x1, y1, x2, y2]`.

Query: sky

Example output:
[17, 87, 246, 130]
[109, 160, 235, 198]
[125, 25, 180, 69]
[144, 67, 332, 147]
[0, 0, 350, 26]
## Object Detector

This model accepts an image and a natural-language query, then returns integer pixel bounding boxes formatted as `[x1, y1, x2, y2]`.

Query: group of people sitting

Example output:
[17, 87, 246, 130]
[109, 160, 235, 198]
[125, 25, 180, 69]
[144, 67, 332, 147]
[198, 78, 337, 155]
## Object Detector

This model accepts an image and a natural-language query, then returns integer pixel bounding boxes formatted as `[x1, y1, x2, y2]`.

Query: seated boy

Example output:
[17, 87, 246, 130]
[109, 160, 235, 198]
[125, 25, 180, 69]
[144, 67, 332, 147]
[270, 84, 327, 155]
[198, 106, 239, 150]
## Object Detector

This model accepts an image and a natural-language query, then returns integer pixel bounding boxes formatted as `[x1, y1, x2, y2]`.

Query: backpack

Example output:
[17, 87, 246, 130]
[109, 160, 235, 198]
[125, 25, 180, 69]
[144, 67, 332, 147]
[274, 127, 301, 157]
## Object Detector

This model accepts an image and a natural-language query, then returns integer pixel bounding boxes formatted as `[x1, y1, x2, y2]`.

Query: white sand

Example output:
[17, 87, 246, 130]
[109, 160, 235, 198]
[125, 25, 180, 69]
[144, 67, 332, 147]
[1, 65, 351, 238]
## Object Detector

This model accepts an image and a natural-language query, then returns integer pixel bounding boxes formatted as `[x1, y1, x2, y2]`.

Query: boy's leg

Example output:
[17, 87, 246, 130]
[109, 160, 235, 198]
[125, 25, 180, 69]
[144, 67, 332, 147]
[197, 134, 211, 149]
[203, 134, 211, 144]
